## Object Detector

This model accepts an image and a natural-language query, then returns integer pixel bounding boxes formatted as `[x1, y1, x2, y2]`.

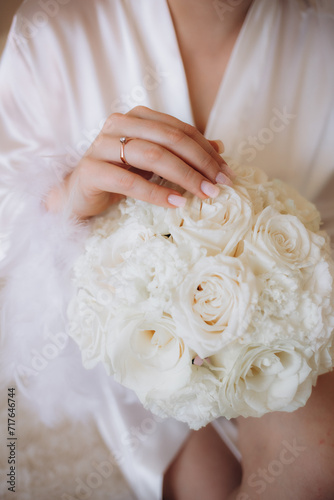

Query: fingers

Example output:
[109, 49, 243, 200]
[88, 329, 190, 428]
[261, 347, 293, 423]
[90, 160, 188, 208]
[66, 106, 234, 219]
[209, 139, 225, 154]
[90, 113, 232, 187]
[88, 136, 230, 199]
[102, 107, 226, 170]
[125, 106, 227, 167]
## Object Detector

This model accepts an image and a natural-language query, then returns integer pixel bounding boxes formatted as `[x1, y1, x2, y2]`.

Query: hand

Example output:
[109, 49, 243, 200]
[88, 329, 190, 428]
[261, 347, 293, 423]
[45, 106, 233, 219]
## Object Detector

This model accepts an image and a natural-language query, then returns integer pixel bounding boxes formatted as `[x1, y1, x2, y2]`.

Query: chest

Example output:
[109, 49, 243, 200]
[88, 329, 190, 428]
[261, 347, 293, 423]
[176, 28, 244, 135]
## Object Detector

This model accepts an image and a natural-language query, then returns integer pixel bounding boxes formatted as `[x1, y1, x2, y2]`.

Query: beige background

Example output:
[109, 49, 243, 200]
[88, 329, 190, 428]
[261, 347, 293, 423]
[0, 1, 23, 54]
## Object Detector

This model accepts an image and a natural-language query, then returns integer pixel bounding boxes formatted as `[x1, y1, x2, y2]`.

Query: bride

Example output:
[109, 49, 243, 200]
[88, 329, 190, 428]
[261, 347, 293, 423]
[0, 0, 333, 498]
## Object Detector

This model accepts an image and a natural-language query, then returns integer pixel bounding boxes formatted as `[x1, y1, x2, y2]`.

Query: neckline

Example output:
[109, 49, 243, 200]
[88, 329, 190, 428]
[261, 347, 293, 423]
[162, 0, 260, 137]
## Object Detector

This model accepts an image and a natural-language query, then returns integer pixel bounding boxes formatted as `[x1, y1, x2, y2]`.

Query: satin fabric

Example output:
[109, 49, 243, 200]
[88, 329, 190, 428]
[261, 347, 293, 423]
[0, 1, 333, 499]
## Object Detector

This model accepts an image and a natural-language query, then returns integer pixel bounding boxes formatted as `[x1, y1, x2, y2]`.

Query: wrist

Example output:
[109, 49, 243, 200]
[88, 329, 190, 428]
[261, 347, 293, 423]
[44, 175, 71, 214]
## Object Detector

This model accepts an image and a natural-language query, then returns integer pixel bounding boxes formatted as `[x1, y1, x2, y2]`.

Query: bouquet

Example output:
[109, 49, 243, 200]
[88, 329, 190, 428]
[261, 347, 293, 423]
[67, 163, 334, 430]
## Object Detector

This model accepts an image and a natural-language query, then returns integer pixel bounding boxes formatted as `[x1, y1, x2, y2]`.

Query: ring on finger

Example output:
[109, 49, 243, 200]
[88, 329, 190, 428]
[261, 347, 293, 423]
[120, 137, 134, 165]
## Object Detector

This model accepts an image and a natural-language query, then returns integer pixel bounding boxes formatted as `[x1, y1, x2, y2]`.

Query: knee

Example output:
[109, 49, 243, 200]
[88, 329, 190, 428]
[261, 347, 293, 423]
[236, 435, 334, 500]
[300, 441, 334, 498]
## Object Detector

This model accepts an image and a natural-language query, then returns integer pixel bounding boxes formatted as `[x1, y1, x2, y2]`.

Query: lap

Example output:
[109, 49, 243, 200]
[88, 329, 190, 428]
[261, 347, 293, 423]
[163, 424, 242, 500]
[233, 370, 334, 500]
[163, 371, 334, 500]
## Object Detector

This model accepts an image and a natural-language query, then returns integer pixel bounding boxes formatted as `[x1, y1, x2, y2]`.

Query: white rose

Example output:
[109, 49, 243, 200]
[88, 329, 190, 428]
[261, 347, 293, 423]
[67, 288, 111, 371]
[312, 339, 334, 376]
[248, 206, 324, 269]
[165, 185, 253, 256]
[302, 259, 334, 347]
[233, 163, 269, 187]
[74, 217, 155, 281]
[99, 219, 155, 268]
[231, 163, 271, 214]
[106, 313, 192, 401]
[265, 179, 321, 233]
[210, 341, 314, 418]
[173, 254, 258, 358]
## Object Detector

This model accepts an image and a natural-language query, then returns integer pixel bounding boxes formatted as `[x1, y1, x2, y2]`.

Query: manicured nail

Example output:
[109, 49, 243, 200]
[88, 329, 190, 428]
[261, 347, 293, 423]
[220, 162, 236, 178]
[214, 140, 225, 154]
[216, 172, 233, 187]
[168, 194, 187, 207]
[201, 180, 220, 198]
[193, 356, 204, 367]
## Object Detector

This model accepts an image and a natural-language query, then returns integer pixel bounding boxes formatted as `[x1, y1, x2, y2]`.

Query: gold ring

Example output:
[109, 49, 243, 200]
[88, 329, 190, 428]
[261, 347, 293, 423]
[120, 137, 134, 165]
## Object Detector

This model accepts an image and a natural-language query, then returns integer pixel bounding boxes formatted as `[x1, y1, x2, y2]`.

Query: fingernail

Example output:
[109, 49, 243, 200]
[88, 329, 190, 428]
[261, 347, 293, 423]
[220, 162, 236, 178]
[216, 172, 233, 187]
[193, 356, 204, 367]
[168, 194, 187, 207]
[201, 180, 220, 198]
[213, 140, 224, 154]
